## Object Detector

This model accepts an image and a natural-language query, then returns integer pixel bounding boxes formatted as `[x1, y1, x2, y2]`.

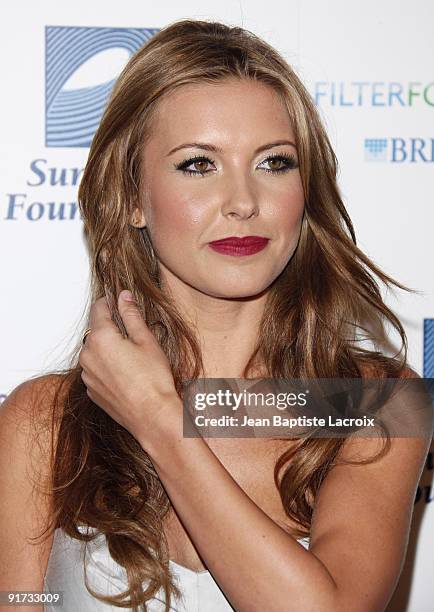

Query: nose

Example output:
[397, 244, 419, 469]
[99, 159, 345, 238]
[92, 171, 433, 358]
[221, 173, 259, 220]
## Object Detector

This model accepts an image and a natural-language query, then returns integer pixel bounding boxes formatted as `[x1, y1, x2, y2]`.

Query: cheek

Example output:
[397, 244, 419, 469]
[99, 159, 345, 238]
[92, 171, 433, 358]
[271, 183, 305, 238]
[144, 182, 209, 246]
[145, 174, 305, 246]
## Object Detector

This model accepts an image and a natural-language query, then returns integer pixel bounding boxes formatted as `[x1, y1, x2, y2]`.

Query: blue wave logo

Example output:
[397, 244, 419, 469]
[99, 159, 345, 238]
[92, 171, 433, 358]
[45, 26, 159, 148]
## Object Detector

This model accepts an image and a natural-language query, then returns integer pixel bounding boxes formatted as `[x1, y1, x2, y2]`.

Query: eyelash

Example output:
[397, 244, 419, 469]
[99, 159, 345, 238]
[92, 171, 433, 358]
[174, 152, 298, 177]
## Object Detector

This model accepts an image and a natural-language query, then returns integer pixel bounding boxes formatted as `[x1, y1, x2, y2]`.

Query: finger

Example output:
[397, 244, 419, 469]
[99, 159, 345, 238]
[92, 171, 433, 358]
[118, 290, 150, 344]
[89, 296, 117, 333]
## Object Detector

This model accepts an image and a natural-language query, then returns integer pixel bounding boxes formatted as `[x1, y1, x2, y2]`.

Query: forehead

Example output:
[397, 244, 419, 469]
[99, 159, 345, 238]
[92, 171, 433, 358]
[146, 78, 294, 151]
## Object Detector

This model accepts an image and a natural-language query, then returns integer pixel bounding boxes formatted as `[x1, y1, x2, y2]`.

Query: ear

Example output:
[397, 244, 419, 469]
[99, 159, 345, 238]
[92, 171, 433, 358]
[129, 207, 147, 228]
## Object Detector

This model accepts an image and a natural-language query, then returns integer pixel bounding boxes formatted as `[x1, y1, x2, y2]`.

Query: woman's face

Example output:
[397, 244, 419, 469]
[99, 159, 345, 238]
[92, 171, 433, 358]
[137, 77, 305, 298]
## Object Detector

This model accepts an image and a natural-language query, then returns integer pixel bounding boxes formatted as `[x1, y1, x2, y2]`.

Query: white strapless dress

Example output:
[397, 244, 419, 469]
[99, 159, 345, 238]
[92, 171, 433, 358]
[43, 526, 310, 611]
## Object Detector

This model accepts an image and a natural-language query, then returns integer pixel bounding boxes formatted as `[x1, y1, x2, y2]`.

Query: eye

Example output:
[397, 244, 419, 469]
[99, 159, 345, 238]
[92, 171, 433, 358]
[258, 152, 299, 174]
[175, 155, 215, 177]
[174, 151, 299, 177]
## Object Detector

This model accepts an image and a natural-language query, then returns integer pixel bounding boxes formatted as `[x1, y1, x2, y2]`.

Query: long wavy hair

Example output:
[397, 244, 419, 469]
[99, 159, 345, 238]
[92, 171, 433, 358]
[30, 18, 410, 611]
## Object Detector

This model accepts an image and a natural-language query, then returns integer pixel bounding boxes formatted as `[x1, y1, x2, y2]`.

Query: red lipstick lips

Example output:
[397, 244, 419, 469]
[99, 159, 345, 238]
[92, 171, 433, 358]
[208, 236, 269, 256]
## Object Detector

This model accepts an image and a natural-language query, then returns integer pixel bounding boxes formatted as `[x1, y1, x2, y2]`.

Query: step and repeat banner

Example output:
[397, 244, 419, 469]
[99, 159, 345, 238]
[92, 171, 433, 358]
[0, 1, 432, 610]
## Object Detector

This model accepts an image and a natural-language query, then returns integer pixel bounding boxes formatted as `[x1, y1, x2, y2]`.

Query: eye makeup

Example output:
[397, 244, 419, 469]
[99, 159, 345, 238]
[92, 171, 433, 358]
[174, 151, 298, 177]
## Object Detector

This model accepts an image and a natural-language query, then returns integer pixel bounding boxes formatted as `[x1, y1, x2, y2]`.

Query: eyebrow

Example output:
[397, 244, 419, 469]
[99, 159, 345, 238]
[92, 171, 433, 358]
[166, 139, 297, 157]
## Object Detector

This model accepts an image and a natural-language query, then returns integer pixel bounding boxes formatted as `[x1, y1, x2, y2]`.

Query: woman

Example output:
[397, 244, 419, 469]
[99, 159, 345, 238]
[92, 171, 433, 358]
[0, 18, 430, 612]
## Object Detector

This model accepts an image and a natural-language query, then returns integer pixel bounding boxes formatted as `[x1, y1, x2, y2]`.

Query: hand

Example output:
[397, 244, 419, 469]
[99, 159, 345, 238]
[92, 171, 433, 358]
[78, 290, 181, 445]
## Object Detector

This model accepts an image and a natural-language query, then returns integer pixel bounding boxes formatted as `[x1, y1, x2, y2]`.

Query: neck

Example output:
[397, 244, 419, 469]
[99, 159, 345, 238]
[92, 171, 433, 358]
[160, 270, 269, 379]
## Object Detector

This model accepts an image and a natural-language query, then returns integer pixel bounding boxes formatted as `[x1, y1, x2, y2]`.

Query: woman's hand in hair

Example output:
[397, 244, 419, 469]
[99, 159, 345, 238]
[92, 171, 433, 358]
[78, 290, 182, 445]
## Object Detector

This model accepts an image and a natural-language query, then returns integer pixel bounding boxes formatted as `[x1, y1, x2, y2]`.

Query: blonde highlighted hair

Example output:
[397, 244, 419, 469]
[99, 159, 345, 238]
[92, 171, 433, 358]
[31, 18, 408, 610]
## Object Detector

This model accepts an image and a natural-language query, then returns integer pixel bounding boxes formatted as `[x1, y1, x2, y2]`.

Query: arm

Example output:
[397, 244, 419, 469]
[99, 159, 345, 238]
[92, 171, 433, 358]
[78, 297, 431, 611]
[0, 376, 60, 612]
[143, 399, 430, 612]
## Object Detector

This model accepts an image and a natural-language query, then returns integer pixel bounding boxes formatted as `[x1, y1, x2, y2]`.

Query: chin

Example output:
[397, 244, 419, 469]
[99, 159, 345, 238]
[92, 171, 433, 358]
[200, 280, 271, 300]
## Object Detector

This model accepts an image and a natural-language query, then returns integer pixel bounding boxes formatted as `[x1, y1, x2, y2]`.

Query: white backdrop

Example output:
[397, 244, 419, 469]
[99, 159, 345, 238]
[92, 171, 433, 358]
[0, 1, 432, 610]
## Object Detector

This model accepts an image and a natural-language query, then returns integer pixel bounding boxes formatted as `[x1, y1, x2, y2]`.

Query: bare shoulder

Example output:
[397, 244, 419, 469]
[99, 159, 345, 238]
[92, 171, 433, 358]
[0, 373, 70, 593]
[1, 372, 68, 420]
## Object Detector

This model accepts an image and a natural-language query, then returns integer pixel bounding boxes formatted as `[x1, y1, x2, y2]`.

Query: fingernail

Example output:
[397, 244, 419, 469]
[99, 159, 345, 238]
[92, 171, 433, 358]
[121, 290, 135, 302]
